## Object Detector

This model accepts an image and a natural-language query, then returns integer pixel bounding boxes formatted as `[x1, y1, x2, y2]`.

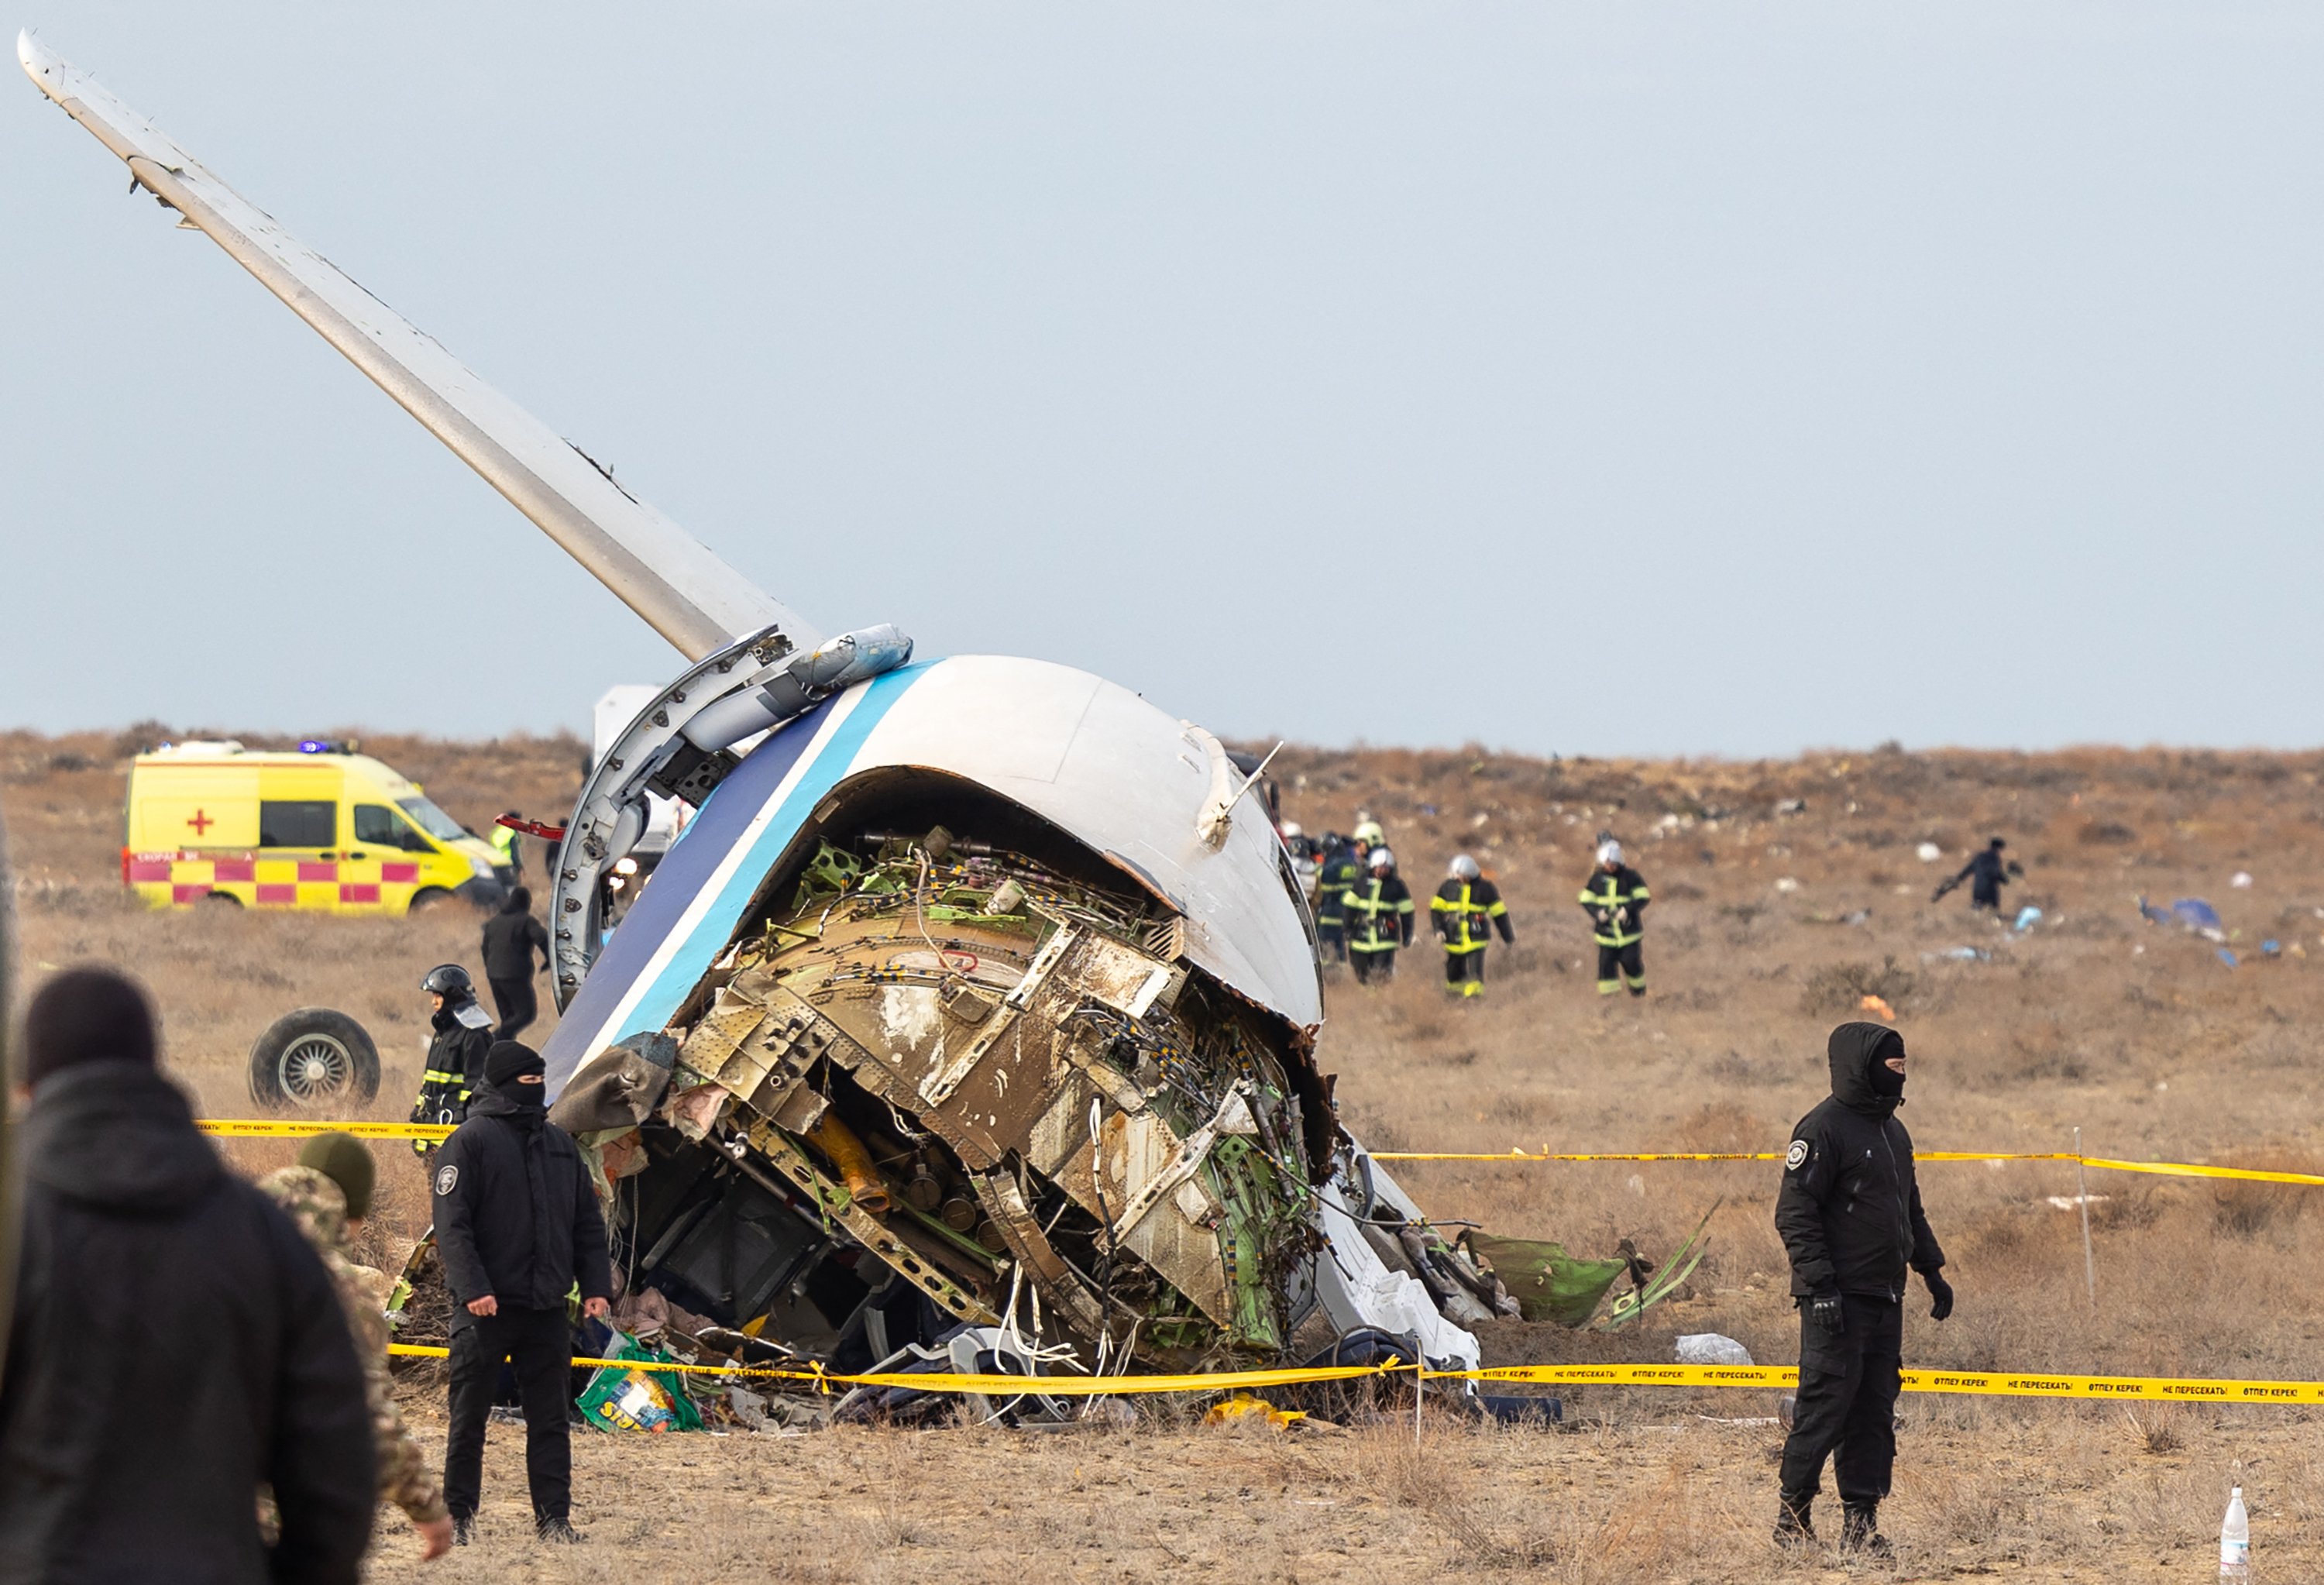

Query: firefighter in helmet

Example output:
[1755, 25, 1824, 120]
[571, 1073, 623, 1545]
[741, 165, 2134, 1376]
[1432, 854, 1513, 998]
[410, 964, 493, 1155]
[1342, 847, 1415, 985]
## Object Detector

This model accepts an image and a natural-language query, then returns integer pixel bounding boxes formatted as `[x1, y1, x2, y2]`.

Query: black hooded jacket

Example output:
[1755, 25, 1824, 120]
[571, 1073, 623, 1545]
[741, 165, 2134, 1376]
[431, 1082, 613, 1314]
[1773, 1023, 1947, 1301]
[0, 1061, 375, 1585]
[480, 901, 551, 981]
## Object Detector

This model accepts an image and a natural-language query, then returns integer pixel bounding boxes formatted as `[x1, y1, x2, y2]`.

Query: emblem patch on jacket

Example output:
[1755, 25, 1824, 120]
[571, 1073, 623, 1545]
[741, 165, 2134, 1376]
[1785, 1140, 1809, 1171]
[435, 1163, 459, 1195]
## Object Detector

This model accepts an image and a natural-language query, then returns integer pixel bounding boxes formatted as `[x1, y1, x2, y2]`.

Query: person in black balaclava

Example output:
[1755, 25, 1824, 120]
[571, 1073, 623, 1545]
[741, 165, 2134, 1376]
[431, 1040, 612, 1545]
[1772, 1021, 1953, 1556]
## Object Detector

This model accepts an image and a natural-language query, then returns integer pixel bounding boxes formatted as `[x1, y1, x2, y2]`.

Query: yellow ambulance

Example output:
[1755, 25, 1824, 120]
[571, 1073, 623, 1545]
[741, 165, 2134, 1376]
[122, 740, 511, 914]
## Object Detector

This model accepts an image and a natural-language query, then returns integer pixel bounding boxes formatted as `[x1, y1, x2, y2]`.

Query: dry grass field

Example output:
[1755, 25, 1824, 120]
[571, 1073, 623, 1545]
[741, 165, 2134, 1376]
[5, 727, 2322, 1582]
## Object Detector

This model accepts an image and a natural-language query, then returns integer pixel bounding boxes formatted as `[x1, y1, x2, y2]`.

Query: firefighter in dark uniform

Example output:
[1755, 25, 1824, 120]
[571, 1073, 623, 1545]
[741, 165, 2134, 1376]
[411, 964, 493, 1157]
[432, 1041, 613, 1545]
[1313, 834, 1361, 965]
[1431, 854, 1513, 998]
[1577, 839, 1649, 997]
[1772, 1021, 1953, 1556]
[1342, 847, 1415, 985]
[1932, 837, 2019, 912]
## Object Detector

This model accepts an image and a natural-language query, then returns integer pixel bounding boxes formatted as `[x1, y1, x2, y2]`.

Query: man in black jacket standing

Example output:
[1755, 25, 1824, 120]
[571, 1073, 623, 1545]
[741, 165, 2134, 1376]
[480, 888, 552, 1039]
[1772, 1021, 1954, 1556]
[0, 968, 374, 1583]
[433, 1040, 613, 1545]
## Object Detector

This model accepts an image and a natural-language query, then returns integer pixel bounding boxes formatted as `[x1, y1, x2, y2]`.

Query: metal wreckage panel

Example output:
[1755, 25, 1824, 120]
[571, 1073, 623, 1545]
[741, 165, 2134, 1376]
[548, 796, 1497, 1392]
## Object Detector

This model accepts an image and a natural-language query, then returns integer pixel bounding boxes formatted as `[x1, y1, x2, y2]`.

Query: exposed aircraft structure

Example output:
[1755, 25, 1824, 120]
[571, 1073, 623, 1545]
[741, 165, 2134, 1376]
[19, 33, 1492, 1384]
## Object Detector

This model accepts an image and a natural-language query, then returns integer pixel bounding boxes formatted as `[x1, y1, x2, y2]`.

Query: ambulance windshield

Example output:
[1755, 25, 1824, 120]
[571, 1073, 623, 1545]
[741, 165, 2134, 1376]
[396, 796, 468, 843]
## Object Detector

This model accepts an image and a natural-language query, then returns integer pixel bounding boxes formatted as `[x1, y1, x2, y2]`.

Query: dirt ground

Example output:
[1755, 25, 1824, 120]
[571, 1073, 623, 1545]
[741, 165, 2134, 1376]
[5, 727, 2322, 1580]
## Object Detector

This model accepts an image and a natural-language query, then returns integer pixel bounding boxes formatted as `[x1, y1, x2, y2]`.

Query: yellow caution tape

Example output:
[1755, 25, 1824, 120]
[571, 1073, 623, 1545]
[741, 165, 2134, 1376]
[200, 1119, 453, 1141]
[198, 1121, 2319, 1186]
[1458, 1363, 2324, 1402]
[383, 1343, 2324, 1404]
[1371, 1147, 2323, 1186]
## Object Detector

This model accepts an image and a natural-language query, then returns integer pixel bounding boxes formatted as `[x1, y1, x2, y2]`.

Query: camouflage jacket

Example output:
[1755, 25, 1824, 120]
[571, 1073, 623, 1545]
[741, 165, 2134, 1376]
[258, 1166, 449, 1525]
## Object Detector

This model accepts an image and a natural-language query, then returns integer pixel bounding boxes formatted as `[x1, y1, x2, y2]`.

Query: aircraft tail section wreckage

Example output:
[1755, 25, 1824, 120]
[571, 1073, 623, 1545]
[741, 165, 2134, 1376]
[23, 33, 1682, 1406]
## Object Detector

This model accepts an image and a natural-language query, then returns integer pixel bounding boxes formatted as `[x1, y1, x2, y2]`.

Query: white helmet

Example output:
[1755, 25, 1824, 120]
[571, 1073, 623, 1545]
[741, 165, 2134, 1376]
[1280, 821, 1303, 841]
[1449, 854, 1480, 881]
[1353, 820, 1385, 847]
[1597, 839, 1623, 866]
[1369, 847, 1395, 872]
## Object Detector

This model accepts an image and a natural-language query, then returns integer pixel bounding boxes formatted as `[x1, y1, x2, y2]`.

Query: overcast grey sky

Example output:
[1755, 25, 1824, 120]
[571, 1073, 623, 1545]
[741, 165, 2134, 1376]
[4, 4, 2318, 757]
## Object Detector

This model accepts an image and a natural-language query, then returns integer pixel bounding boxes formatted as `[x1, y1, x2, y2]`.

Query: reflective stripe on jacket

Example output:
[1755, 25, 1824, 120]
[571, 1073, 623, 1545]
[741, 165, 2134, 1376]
[1432, 878, 1511, 953]
[1342, 875, 1415, 952]
[1314, 856, 1361, 923]
[1577, 865, 1649, 947]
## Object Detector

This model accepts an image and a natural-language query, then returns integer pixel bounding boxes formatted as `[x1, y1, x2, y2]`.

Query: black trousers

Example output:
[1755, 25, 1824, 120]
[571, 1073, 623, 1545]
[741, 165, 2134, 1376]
[1316, 922, 1348, 962]
[1595, 940, 1645, 995]
[489, 975, 538, 1040]
[1349, 947, 1397, 984]
[1443, 949, 1484, 989]
[445, 1305, 574, 1523]
[1778, 1294, 1903, 1513]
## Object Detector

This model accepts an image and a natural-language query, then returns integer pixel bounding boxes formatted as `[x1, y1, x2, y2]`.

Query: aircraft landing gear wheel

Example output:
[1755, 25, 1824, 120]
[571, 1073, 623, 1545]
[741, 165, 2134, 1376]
[248, 1008, 381, 1112]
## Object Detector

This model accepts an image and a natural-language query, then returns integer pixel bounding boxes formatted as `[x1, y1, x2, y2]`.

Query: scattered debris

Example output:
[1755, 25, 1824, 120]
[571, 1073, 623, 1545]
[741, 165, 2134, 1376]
[2218, 947, 2240, 970]
[1923, 946, 1989, 963]
[1204, 1394, 1308, 1432]
[577, 1332, 703, 1433]
[2045, 1195, 2109, 1212]
[1776, 799, 1807, 817]
[1916, 842, 1943, 863]
[1858, 994, 1896, 1021]
[2138, 896, 2226, 943]
[2013, 906, 2043, 933]
[1774, 877, 1801, 893]
[1675, 1333, 1752, 1367]
[2232, 872, 2254, 889]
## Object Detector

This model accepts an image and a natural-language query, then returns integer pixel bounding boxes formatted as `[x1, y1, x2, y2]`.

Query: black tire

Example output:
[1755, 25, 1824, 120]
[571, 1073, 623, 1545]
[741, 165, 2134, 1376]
[201, 891, 242, 906]
[407, 887, 456, 916]
[248, 1007, 380, 1112]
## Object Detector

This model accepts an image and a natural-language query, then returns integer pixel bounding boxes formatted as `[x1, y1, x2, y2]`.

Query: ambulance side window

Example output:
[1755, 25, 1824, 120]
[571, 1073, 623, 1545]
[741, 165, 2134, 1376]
[259, 800, 337, 848]
[355, 804, 428, 852]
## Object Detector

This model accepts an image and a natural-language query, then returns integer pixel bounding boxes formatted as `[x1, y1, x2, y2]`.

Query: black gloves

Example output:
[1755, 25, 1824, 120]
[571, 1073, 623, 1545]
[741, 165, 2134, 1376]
[1925, 1270, 1954, 1322]
[1807, 1292, 1845, 1336]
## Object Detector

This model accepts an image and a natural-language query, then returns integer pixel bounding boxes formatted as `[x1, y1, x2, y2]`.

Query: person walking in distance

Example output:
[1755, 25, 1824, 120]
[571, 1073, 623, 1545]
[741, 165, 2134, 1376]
[1432, 854, 1513, 999]
[0, 968, 375, 1582]
[481, 887, 552, 1039]
[1931, 837, 2019, 913]
[411, 964, 494, 1154]
[1772, 1021, 1954, 1556]
[1578, 838, 1650, 998]
[433, 1041, 613, 1545]
[1342, 847, 1415, 985]
[260, 1132, 454, 1562]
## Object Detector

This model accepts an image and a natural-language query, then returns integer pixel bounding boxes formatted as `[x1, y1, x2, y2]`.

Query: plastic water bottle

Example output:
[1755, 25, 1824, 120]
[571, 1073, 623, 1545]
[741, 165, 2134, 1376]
[2219, 1486, 2249, 1580]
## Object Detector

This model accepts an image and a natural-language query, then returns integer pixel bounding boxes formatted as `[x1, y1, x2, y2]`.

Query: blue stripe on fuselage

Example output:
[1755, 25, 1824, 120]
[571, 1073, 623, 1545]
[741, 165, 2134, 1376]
[541, 664, 929, 1092]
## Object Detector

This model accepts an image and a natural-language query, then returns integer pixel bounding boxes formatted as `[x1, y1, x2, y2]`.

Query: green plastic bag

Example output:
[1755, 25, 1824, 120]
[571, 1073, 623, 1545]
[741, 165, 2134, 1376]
[576, 1331, 703, 1433]
[1458, 1233, 1628, 1327]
